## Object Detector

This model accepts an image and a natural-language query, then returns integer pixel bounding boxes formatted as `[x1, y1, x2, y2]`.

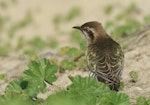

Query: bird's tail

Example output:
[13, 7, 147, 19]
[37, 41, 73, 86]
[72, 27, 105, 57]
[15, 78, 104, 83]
[109, 82, 120, 91]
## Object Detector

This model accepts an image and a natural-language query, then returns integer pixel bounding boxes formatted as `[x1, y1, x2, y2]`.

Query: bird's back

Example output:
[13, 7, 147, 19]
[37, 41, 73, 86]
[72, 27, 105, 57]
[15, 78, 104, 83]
[87, 37, 124, 91]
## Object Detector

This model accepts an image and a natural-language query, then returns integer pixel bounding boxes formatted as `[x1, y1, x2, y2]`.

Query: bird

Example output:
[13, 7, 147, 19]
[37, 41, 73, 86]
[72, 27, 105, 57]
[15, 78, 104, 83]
[73, 21, 124, 91]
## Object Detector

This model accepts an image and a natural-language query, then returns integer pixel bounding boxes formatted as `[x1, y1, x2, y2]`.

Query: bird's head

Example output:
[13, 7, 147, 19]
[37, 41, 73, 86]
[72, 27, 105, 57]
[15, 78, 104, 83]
[73, 21, 108, 44]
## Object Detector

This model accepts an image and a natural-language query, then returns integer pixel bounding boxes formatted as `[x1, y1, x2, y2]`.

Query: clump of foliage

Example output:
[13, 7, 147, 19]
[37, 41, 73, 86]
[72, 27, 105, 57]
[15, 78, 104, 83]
[103, 4, 114, 15]
[0, 58, 149, 105]
[0, 74, 5, 80]
[48, 38, 59, 49]
[22, 36, 46, 56]
[29, 37, 46, 50]
[45, 76, 130, 105]
[15, 36, 59, 56]
[58, 47, 80, 57]
[58, 46, 86, 70]
[5, 58, 58, 97]
[104, 3, 145, 40]
[60, 59, 76, 70]
[129, 71, 138, 82]
[65, 7, 81, 21]
[144, 15, 150, 24]
[0, 12, 33, 56]
[136, 96, 150, 105]
[2, 58, 58, 105]
[0, 93, 34, 105]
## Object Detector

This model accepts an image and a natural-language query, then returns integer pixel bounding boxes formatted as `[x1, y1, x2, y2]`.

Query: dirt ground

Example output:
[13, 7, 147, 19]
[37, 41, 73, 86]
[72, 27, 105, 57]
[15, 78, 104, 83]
[0, 0, 150, 103]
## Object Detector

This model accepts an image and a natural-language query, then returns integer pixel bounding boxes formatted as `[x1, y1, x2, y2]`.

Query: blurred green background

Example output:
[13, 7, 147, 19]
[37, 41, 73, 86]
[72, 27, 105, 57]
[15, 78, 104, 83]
[0, 0, 150, 56]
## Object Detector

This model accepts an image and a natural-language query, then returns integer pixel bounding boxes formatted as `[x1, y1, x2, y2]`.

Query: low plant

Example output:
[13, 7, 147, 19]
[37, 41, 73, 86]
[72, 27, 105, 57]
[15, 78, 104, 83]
[0, 58, 149, 105]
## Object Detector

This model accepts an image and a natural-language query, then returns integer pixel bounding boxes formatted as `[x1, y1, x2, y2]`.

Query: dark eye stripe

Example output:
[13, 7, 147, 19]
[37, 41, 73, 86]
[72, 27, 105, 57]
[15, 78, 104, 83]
[88, 31, 94, 40]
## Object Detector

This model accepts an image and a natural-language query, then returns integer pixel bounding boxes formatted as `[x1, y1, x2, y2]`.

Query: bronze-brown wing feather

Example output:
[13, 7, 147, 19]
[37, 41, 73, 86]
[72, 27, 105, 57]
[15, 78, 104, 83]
[87, 38, 124, 91]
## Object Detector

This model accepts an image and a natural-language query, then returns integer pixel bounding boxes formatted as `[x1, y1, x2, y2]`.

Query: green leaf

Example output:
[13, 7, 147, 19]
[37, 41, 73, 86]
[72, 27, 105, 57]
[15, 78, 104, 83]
[45, 76, 131, 105]
[111, 25, 131, 39]
[68, 76, 110, 104]
[125, 18, 141, 32]
[129, 70, 138, 82]
[58, 46, 70, 56]
[66, 47, 80, 57]
[58, 47, 80, 57]
[65, 7, 81, 21]
[29, 37, 46, 50]
[116, 3, 137, 20]
[147, 98, 150, 105]
[125, 3, 137, 15]
[0, 74, 5, 80]
[68, 76, 130, 105]
[112, 17, 141, 40]
[24, 58, 58, 83]
[104, 5, 114, 15]
[61, 60, 76, 70]
[105, 21, 115, 29]
[23, 49, 36, 56]
[25, 80, 46, 97]
[45, 91, 84, 105]
[68, 76, 110, 94]
[0, 93, 33, 105]
[119, 82, 125, 90]
[49, 38, 59, 49]
[101, 91, 131, 105]
[144, 15, 150, 24]
[136, 96, 148, 105]
[22, 58, 58, 97]
[5, 79, 24, 93]
[45, 76, 110, 105]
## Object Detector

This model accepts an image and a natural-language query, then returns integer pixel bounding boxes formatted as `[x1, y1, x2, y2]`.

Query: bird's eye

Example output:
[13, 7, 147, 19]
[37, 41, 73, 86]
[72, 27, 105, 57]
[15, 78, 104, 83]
[83, 27, 89, 32]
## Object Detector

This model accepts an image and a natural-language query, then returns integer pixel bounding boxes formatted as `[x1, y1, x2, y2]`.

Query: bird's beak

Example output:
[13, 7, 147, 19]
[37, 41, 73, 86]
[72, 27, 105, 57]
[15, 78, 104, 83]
[72, 26, 81, 30]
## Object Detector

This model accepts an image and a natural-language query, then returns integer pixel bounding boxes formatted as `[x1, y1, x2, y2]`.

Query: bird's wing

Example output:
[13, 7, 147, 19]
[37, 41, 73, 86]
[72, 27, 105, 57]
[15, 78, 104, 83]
[87, 44, 124, 84]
